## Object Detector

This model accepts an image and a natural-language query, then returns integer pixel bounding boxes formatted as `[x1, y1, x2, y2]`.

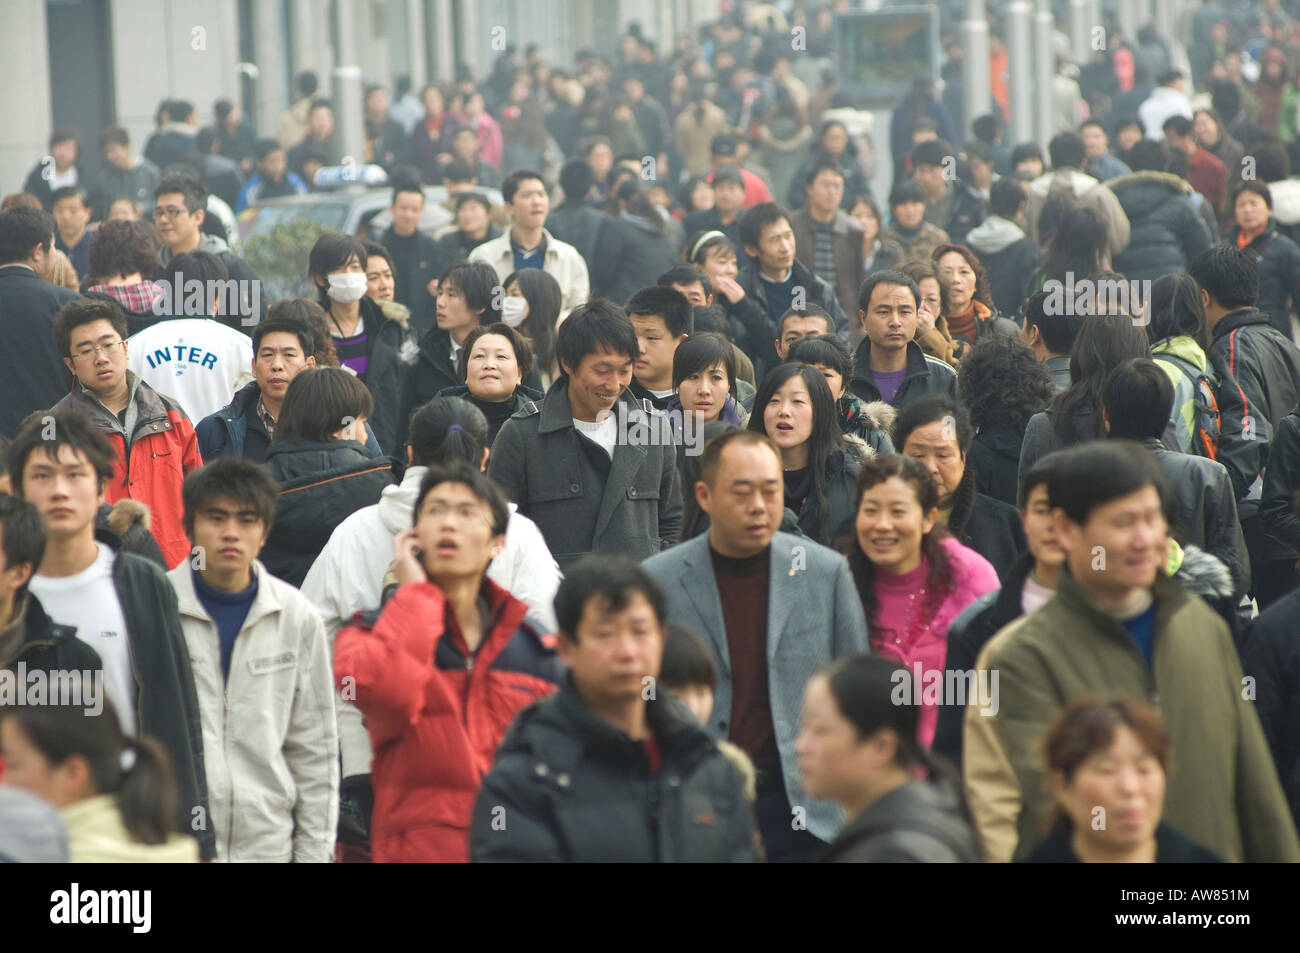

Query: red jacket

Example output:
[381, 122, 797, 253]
[334, 578, 564, 862]
[54, 374, 202, 568]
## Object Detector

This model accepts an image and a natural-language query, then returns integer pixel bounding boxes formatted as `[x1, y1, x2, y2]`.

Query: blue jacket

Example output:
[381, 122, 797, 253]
[196, 381, 382, 461]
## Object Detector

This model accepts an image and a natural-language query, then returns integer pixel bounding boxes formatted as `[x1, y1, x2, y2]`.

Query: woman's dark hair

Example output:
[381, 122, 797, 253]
[440, 259, 500, 321]
[273, 367, 374, 444]
[504, 268, 561, 376]
[87, 219, 161, 282]
[817, 119, 851, 154]
[308, 232, 368, 308]
[748, 362, 844, 545]
[958, 333, 1054, 430]
[1039, 206, 1108, 287]
[458, 321, 535, 382]
[931, 243, 994, 313]
[265, 298, 337, 366]
[672, 331, 736, 398]
[849, 193, 884, 228]
[1043, 695, 1171, 785]
[684, 229, 737, 266]
[677, 175, 712, 212]
[1036, 188, 1080, 249]
[1145, 273, 1208, 353]
[614, 179, 663, 232]
[660, 622, 718, 691]
[1050, 311, 1153, 443]
[412, 458, 510, 536]
[842, 455, 955, 637]
[407, 396, 489, 467]
[0, 701, 178, 846]
[787, 333, 854, 388]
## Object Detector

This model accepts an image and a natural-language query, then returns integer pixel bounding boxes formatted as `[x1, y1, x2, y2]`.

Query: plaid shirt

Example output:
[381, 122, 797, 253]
[256, 397, 276, 439]
[88, 280, 166, 316]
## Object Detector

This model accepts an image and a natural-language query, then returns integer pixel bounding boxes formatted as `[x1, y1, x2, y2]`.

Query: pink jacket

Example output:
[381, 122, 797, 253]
[868, 535, 999, 748]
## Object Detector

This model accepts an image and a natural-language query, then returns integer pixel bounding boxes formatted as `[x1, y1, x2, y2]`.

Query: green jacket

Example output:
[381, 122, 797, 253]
[965, 568, 1299, 862]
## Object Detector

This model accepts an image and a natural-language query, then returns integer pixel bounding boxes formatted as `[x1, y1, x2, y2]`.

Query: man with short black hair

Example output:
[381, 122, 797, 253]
[0, 207, 76, 436]
[880, 179, 949, 262]
[470, 554, 757, 862]
[91, 125, 160, 220]
[380, 183, 444, 336]
[435, 192, 502, 262]
[965, 178, 1040, 317]
[50, 187, 93, 280]
[22, 127, 81, 212]
[1018, 289, 1084, 392]
[489, 300, 681, 570]
[626, 285, 693, 411]
[736, 202, 847, 339]
[1163, 114, 1226, 214]
[470, 169, 589, 321]
[773, 305, 833, 361]
[790, 160, 865, 325]
[965, 440, 1299, 863]
[1079, 118, 1131, 182]
[910, 139, 986, 244]
[287, 99, 342, 180]
[848, 270, 957, 408]
[10, 408, 213, 859]
[234, 139, 307, 213]
[171, 457, 338, 862]
[146, 99, 200, 171]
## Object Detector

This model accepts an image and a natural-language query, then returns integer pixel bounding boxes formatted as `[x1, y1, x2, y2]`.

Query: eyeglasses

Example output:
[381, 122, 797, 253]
[422, 502, 492, 525]
[72, 340, 125, 360]
[152, 205, 191, 219]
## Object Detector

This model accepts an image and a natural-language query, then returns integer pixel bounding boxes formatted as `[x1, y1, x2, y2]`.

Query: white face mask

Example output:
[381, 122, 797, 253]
[500, 295, 528, 328]
[327, 271, 368, 303]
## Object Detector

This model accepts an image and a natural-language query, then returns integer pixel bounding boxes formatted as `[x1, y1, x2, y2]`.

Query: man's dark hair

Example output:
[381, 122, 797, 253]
[8, 409, 117, 497]
[169, 100, 195, 123]
[909, 138, 953, 169]
[658, 264, 711, 300]
[858, 269, 921, 314]
[0, 206, 55, 264]
[295, 70, 319, 98]
[1010, 141, 1045, 168]
[252, 314, 315, 356]
[391, 181, 424, 205]
[989, 177, 1027, 219]
[1017, 453, 1061, 510]
[1232, 179, 1273, 210]
[88, 219, 159, 281]
[788, 333, 853, 382]
[1188, 245, 1259, 310]
[1047, 440, 1172, 527]
[1125, 138, 1171, 173]
[502, 169, 545, 205]
[154, 172, 206, 212]
[440, 158, 477, 184]
[308, 97, 333, 116]
[555, 298, 638, 373]
[892, 395, 974, 455]
[1021, 289, 1086, 355]
[559, 159, 595, 202]
[1157, 68, 1184, 86]
[659, 622, 717, 691]
[1162, 115, 1194, 138]
[51, 297, 128, 358]
[1245, 141, 1290, 183]
[181, 457, 279, 540]
[737, 202, 792, 251]
[1102, 358, 1175, 441]
[412, 459, 509, 537]
[49, 126, 79, 150]
[439, 260, 499, 319]
[99, 125, 130, 150]
[691, 304, 728, 335]
[458, 321, 535, 381]
[803, 157, 846, 189]
[360, 239, 393, 271]
[1048, 132, 1087, 170]
[273, 367, 374, 444]
[49, 186, 88, 210]
[0, 494, 47, 601]
[777, 304, 833, 337]
[972, 113, 1002, 144]
[888, 179, 925, 208]
[1112, 114, 1145, 139]
[453, 191, 491, 215]
[253, 138, 282, 162]
[624, 285, 693, 338]
[553, 554, 666, 643]
[1079, 118, 1107, 136]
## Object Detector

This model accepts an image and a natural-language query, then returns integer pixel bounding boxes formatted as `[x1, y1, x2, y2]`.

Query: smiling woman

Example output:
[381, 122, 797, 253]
[435, 321, 542, 443]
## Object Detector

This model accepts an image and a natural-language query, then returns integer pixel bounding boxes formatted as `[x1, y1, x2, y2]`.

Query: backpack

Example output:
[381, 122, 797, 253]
[1154, 351, 1222, 460]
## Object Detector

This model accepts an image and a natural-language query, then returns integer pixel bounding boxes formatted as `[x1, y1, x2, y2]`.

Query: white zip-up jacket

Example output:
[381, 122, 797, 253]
[300, 465, 562, 779]
[170, 561, 339, 862]
[469, 226, 590, 322]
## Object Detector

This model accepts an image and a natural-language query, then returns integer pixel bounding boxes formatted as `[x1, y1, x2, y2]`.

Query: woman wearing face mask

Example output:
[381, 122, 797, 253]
[0, 701, 199, 862]
[436, 322, 542, 443]
[795, 655, 981, 862]
[843, 455, 998, 749]
[501, 268, 561, 390]
[1023, 696, 1221, 862]
[308, 233, 415, 455]
[787, 333, 895, 457]
[932, 243, 1019, 359]
[748, 363, 860, 546]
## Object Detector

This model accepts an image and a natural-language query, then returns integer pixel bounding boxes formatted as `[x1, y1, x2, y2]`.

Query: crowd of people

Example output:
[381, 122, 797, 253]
[1, 2, 1299, 865]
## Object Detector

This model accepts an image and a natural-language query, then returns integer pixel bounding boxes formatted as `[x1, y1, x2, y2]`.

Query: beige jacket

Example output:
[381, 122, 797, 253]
[63, 795, 199, 863]
[1024, 167, 1132, 258]
[470, 227, 590, 322]
[170, 561, 339, 862]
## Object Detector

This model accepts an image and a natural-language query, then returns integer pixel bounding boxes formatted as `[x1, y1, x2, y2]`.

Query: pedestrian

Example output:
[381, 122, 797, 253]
[1106, 139, 1213, 283]
[436, 322, 543, 443]
[737, 202, 848, 338]
[21, 127, 81, 212]
[932, 243, 1019, 359]
[501, 268, 562, 389]
[786, 334, 895, 455]
[965, 179, 1040, 318]
[1023, 132, 1131, 257]
[790, 160, 865, 327]
[593, 181, 678, 304]
[1017, 289, 1083, 394]
[380, 181, 445, 336]
[911, 140, 986, 246]
[470, 555, 757, 862]
[797, 656, 981, 862]
[848, 270, 958, 409]
[170, 458, 338, 861]
[1224, 180, 1300, 339]
[234, 140, 307, 213]
[848, 194, 905, 278]
[881, 180, 950, 265]
[83, 219, 167, 334]
[626, 285, 692, 411]
[667, 331, 747, 433]
[435, 193, 501, 263]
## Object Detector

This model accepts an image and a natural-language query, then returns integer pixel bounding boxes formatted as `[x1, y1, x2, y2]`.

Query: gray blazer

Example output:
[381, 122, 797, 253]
[641, 530, 869, 843]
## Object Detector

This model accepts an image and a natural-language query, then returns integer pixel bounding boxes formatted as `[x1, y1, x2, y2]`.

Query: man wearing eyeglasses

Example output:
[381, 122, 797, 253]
[153, 172, 264, 332]
[333, 460, 564, 862]
[50, 297, 203, 568]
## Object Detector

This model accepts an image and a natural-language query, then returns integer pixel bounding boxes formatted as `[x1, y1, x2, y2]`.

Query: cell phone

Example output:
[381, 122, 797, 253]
[412, 546, 423, 558]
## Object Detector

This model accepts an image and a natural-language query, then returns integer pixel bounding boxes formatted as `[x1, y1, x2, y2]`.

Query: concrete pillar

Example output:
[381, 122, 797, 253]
[0, 0, 52, 196]
[333, 0, 365, 168]
[253, 0, 287, 135]
[1033, 0, 1055, 145]
[458, 0, 481, 80]
[1116, 0, 1140, 44]
[962, 0, 991, 139]
[1005, 1, 1035, 145]
[428, 0, 455, 82]
[1069, 0, 1091, 65]
[406, 0, 427, 89]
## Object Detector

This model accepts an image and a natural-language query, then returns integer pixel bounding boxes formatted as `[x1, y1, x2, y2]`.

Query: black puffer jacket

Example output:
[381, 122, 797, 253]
[398, 326, 460, 449]
[791, 444, 862, 547]
[970, 420, 1029, 507]
[818, 779, 981, 862]
[469, 680, 757, 862]
[1242, 587, 1300, 831]
[1107, 171, 1213, 283]
[947, 466, 1028, 581]
[353, 295, 417, 455]
[592, 213, 677, 304]
[1227, 223, 1300, 338]
[435, 382, 545, 444]
[1261, 408, 1300, 562]
[262, 440, 397, 586]
[849, 339, 959, 409]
